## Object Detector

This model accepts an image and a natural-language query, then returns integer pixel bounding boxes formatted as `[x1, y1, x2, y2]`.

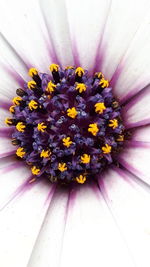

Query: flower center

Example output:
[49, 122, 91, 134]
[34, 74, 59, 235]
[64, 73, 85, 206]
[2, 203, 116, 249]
[5, 64, 125, 184]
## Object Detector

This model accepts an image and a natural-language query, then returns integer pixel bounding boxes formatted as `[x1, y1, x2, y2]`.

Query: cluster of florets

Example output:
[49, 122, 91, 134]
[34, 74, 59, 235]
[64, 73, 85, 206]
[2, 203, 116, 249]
[5, 64, 125, 184]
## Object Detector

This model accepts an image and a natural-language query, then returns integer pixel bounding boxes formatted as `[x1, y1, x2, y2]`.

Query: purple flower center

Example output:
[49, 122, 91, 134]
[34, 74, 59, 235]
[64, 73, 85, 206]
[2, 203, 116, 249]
[5, 64, 125, 184]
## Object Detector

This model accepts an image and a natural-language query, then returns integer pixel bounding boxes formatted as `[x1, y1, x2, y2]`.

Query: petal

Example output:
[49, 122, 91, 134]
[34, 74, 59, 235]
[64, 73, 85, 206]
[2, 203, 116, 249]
[0, 178, 55, 267]
[132, 125, 150, 142]
[65, 0, 111, 71]
[122, 85, 150, 129]
[99, 167, 150, 267]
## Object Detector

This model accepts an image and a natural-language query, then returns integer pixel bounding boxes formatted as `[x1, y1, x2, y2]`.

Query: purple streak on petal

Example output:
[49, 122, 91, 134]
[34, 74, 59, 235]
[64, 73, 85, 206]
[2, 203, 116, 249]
[124, 140, 150, 149]
[0, 161, 24, 176]
[110, 64, 123, 88]
[111, 165, 134, 186]
[97, 173, 109, 200]
[118, 157, 144, 182]
[3, 65, 26, 88]
[124, 119, 150, 129]
[0, 128, 14, 138]
[0, 99, 11, 110]
[71, 38, 81, 67]
[44, 183, 57, 205]
[0, 150, 16, 159]
[92, 0, 112, 73]
[0, 32, 29, 70]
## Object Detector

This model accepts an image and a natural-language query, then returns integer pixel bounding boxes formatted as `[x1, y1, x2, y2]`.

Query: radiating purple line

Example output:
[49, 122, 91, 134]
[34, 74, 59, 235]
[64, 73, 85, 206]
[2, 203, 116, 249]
[0, 161, 24, 175]
[0, 127, 13, 138]
[124, 140, 150, 148]
[71, 39, 81, 67]
[124, 119, 150, 130]
[0, 150, 16, 159]
[3, 65, 26, 88]
[0, 99, 11, 110]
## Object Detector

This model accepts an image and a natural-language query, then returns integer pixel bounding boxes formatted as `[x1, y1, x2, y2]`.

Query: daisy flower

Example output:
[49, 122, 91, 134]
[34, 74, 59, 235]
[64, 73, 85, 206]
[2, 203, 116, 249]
[0, 0, 150, 266]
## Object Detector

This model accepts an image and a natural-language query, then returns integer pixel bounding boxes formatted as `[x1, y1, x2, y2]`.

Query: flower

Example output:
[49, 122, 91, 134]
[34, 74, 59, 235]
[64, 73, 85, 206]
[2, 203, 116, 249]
[0, 0, 150, 266]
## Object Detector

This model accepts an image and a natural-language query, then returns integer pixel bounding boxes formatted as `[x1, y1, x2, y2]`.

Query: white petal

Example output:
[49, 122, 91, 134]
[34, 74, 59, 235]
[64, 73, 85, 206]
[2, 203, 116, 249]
[27, 188, 69, 267]
[99, 168, 150, 267]
[0, 178, 54, 267]
[122, 85, 150, 129]
[58, 185, 133, 267]
[118, 145, 150, 185]
[65, 0, 111, 71]
[132, 126, 150, 142]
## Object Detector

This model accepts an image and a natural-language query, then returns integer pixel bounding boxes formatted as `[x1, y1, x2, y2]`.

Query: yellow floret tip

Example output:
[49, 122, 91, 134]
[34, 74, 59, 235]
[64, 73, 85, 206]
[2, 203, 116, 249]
[37, 122, 47, 132]
[95, 102, 106, 114]
[99, 78, 109, 88]
[16, 122, 26, 132]
[40, 149, 51, 158]
[75, 67, 84, 77]
[75, 83, 86, 93]
[67, 107, 78, 119]
[117, 135, 124, 142]
[16, 147, 26, 158]
[76, 175, 86, 184]
[62, 137, 73, 148]
[28, 68, 38, 77]
[9, 105, 15, 113]
[27, 80, 36, 89]
[28, 100, 38, 110]
[102, 144, 111, 154]
[95, 72, 104, 79]
[49, 63, 59, 72]
[46, 81, 56, 93]
[5, 118, 13, 125]
[109, 119, 118, 129]
[88, 123, 99, 136]
[31, 166, 40, 175]
[65, 66, 74, 70]
[58, 163, 67, 172]
[12, 96, 22, 106]
[81, 154, 90, 164]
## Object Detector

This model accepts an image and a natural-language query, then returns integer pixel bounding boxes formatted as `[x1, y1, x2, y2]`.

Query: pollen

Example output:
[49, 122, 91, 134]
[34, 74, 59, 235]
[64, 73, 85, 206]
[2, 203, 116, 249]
[95, 72, 104, 79]
[40, 149, 51, 158]
[9, 105, 15, 113]
[81, 154, 91, 164]
[37, 122, 47, 132]
[88, 123, 99, 136]
[65, 66, 74, 70]
[109, 119, 118, 129]
[95, 102, 106, 114]
[27, 80, 36, 89]
[62, 137, 73, 148]
[31, 166, 40, 175]
[75, 83, 86, 93]
[49, 63, 59, 72]
[99, 78, 109, 88]
[75, 67, 84, 77]
[16, 122, 26, 132]
[46, 81, 56, 93]
[12, 96, 22, 106]
[117, 135, 124, 142]
[16, 147, 26, 158]
[5, 118, 13, 125]
[76, 175, 86, 184]
[28, 100, 38, 110]
[102, 144, 112, 154]
[58, 163, 67, 172]
[67, 107, 78, 119]
[28, 68, 38, 77]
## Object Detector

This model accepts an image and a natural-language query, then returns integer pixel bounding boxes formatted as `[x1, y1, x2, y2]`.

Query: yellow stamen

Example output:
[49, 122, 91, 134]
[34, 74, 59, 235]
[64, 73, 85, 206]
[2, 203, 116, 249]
[49, 63, 59, 72]
[88, 123, 99, 136]
[40, 149, 51, 158]
[62, 137, 73, 148]
[37, 122, 47, 132]
[5, 118, 13, 126]
[65, 66, 74, 70]
[27, 80, 36, 89]
[75, 83, 86, 93]
[46, 81, 56, 93]
[67, 107, 78, 119]
[102, 144, 112, 154]
[16, 122, 26, 132]
[9, 105, 15, 113]
[95, 72, 104, 79]
[28, 68, 38, 77]
[31, 166, 40, 175]
[58, 163, 67, 172]
[81, 154, 90, 164]
[76, 175, 86, 184]
[75, 67, 84, 77]
[109, 119, 118, 129]
[28, 100, 38, 110]
[29, 178, 36, 184]
[12, 96, 22, 105]
[16, 147, 25, 158]
[117, 135, 124, 142]
[99, 78, 109, 88]
[95, 102, 106, 114]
